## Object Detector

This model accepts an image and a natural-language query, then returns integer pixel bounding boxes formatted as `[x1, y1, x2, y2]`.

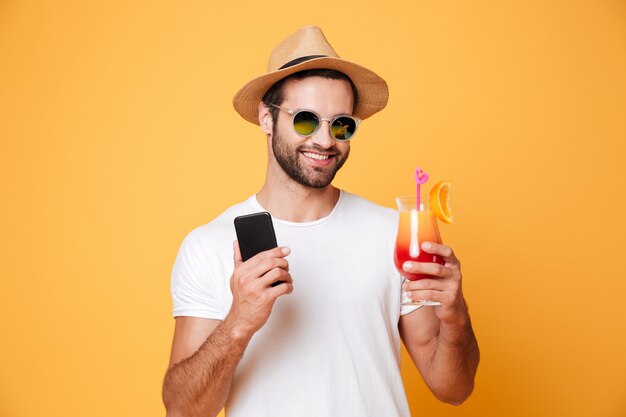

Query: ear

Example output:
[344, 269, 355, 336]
[258, 102, 273, 135]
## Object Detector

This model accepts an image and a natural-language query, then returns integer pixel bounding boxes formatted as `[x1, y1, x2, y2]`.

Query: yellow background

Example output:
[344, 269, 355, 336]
[1, 1, 625, 416]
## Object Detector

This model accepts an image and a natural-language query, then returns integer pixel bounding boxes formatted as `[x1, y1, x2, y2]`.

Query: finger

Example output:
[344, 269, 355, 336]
[250, 256, 290, 279]
[233, 240, 243, 267]
[403, 278, 448, 292]
[252, 246, 291, 262]
[407, 289, 444, 304]
[239, 247, 290, 276]
[260, 268, 292, 288]
[421, 242, 460, 266]
[267, 279, 294, 298]
[402, 261, 452, 279]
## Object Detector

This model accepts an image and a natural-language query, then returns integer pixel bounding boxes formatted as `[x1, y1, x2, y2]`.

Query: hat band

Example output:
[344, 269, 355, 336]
[278, 55, 327, 70]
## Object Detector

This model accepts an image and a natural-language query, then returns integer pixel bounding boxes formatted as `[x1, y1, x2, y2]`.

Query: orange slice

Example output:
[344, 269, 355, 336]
[429, 181, 453, 224]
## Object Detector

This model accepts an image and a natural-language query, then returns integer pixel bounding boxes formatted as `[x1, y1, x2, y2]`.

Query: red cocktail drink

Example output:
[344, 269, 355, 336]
[394, 206, 443, 280]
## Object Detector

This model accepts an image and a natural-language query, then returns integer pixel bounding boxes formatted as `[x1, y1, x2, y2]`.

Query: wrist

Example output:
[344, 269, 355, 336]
[223, 312, 255, 344]
[440, 309, 473, 344]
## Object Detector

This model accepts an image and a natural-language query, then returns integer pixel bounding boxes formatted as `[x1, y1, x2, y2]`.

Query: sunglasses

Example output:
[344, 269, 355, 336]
[270, 104, 361, 141]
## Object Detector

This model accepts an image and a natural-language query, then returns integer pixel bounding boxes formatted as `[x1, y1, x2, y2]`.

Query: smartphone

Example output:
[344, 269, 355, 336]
[234, 211, 278, 261]
[234, 211, 282, 286]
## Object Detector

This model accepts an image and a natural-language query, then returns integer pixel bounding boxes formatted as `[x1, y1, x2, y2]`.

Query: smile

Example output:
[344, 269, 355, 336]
[301, 151, 331, 161]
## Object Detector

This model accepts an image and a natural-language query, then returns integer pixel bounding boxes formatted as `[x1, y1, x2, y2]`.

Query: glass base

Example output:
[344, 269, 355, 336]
[402, 299, 441, 307]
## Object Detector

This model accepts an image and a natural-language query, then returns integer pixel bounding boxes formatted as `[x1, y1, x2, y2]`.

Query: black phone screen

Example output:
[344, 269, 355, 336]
[234, 212, 278, 262]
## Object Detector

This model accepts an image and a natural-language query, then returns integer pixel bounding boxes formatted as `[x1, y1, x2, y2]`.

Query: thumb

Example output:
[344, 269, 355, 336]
[233, 240, 243, 266]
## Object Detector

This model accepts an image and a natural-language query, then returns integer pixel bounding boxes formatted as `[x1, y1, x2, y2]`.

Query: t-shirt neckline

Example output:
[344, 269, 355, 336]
[247, 190, 345, 228]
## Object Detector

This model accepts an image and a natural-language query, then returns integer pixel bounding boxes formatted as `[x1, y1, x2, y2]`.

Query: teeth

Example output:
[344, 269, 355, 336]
[302, 152, 330, 161]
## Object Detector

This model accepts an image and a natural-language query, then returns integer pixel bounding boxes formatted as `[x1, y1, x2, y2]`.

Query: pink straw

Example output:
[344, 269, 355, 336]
[415, 167, 429, 208]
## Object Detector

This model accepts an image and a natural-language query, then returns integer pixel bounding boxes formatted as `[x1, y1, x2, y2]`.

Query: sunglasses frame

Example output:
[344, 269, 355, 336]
[269, 104, 361, 142]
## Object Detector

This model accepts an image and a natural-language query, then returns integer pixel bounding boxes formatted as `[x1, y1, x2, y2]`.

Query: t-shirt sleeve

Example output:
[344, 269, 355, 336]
[170, 232, 224, 319]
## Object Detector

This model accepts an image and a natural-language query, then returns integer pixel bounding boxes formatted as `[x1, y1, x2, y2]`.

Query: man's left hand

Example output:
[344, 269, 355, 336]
[402, 242, 468, 326]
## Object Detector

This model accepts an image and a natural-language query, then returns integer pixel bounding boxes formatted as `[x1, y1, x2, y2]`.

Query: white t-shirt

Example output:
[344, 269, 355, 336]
[171, 190, 419, 417]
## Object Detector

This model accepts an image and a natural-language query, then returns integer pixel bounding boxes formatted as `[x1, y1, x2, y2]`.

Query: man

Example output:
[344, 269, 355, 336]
[162, 26, 479, 417]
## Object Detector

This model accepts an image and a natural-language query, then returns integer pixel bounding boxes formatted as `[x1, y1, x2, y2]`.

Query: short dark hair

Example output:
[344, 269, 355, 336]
[262, 69, 359, 122]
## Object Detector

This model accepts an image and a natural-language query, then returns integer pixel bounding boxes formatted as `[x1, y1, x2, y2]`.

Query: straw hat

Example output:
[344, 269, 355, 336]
[232, 25, 389, 125]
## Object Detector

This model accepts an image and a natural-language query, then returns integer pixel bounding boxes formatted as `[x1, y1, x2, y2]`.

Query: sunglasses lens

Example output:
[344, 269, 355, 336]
[293, 111, 319, 136]
[330, 117, 357, 140]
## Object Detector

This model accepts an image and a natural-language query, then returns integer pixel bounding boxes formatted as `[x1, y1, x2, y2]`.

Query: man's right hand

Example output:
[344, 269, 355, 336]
[163, 241, 292, 417]
[227, 241, 293, 335]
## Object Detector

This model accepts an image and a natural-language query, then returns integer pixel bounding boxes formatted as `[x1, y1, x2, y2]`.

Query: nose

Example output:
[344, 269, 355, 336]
[309, 119, 334, 149]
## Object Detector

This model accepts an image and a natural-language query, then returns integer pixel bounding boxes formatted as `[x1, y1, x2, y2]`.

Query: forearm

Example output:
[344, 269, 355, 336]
[162, 315, 253, 417]
[427, 316, 480, 405]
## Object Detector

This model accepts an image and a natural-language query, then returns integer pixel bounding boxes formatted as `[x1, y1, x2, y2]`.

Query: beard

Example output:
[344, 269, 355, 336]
[271, 126, 349, 189]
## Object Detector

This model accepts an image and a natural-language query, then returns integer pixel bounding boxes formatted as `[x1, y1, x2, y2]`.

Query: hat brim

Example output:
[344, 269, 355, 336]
[232, 57, 389, 125]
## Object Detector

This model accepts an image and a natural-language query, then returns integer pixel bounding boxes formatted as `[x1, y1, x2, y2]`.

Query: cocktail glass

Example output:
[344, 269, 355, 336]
[394, 195, 444, 307]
